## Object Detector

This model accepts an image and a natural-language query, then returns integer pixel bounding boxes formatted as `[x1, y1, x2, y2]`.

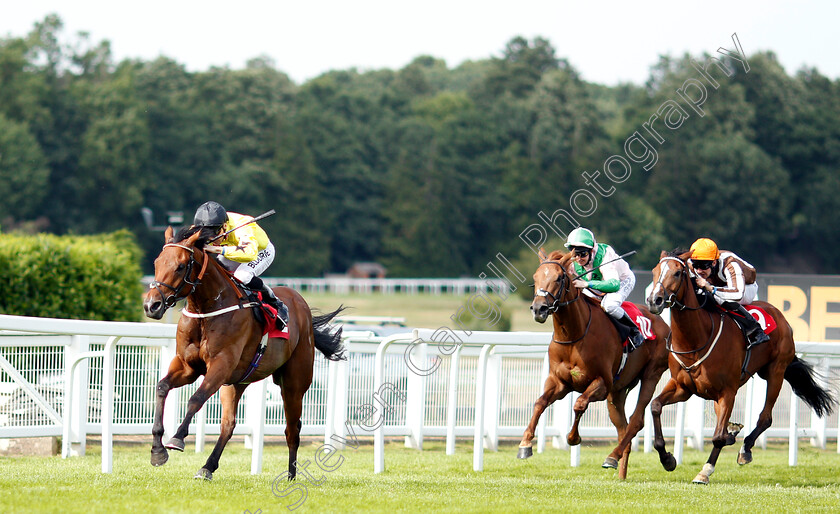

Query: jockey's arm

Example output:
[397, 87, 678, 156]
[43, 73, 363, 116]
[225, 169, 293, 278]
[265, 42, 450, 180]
[220, 225, 260, 263]
[584, 261, 620, 293]
[713, 261, 746, 302]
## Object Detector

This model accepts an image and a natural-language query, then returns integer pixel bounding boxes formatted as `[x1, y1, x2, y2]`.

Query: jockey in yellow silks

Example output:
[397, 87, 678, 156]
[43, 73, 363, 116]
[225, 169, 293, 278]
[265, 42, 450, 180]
[192, 201, 288, 327]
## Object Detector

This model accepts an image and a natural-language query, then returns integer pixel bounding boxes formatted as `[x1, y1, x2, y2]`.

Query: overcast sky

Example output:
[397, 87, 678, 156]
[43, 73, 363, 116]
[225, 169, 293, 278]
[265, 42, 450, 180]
[2, 1, 838, 85]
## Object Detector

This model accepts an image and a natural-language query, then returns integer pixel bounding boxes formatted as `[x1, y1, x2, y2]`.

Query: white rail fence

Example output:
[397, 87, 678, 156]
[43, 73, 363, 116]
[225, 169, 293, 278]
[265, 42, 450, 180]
[142, 277, 511, 296]
[1, 314, 838, 475]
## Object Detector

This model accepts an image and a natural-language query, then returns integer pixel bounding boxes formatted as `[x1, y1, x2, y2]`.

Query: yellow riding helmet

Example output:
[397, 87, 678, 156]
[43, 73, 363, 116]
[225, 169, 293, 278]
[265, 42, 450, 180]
[690, 238, 720, 261]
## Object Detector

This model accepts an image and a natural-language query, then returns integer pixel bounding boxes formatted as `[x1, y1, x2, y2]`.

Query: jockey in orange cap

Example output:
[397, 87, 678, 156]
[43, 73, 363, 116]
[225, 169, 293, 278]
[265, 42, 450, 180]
[689, 238, 769, 345]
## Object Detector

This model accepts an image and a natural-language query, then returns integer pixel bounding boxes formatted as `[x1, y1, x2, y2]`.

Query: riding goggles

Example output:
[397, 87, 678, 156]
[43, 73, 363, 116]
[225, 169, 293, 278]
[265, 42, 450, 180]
[692, 260, 714, 270]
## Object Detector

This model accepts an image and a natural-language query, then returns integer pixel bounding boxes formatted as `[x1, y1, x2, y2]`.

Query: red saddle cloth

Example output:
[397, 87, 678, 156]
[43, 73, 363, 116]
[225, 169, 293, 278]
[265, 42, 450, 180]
[257, 293, 289, 339]
[622, 302, 657, 341]
[728, 304, 778, 335]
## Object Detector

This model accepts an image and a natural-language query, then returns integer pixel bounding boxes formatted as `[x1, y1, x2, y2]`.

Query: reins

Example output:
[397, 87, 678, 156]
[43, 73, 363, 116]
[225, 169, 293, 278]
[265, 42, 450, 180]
[655, 255, 729, 372]
[150, 242, 255, 316]
[533, 259, 591, 344]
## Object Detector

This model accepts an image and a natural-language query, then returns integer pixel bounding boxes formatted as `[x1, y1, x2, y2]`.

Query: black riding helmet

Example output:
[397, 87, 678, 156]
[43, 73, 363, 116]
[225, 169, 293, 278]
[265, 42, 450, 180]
[193, 201, 227, 228]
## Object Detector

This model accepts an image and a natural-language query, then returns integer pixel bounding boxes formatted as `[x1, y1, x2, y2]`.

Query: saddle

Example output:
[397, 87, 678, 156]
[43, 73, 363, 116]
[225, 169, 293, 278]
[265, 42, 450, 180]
[225, 273, 288, 339]
[605, 302, 656, 351]
[718, 304, 777, 350]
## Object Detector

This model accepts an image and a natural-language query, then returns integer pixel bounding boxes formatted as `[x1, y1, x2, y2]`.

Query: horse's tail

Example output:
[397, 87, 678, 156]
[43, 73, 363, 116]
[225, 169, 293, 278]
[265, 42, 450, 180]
[312, 305, 347, 361]
[784, 356, 837, 418]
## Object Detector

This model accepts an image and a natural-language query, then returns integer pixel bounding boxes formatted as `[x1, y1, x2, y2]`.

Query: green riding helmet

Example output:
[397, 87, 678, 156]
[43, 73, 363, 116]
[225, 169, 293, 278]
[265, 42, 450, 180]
[564, 227, 596, 249]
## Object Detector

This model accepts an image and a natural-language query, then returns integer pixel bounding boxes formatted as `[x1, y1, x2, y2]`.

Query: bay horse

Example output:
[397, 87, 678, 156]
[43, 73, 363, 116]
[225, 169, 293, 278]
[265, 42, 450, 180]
[517, 250, 670, 479]
[142, 226, 346, 480]
[616, 250, 835, 484]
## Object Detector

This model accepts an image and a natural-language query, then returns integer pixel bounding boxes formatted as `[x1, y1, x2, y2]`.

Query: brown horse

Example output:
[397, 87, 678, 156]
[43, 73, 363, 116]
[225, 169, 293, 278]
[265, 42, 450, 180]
[517, 250, 669, 479]
[618, 250, 836, 484]
[142, 226, 345, 480]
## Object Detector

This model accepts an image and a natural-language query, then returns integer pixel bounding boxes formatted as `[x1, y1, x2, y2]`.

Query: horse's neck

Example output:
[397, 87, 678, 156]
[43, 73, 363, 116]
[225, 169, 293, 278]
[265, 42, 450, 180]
[552, 294, 589, 340]
[670, 279, 713, 347]
[186, 258, 239, 313]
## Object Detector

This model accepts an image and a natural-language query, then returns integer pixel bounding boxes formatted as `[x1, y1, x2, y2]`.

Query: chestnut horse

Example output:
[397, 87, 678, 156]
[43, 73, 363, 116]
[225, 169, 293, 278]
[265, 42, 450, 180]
[143, 226, 345, 480]
[517, 250, 669, 479]
[617, 250, 835, 484]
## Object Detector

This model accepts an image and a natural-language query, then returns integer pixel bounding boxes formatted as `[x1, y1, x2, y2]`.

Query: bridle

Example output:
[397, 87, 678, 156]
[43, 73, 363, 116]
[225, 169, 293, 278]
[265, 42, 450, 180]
[533, 260, 582, 314]
[533, 260, 591, 344]
[148, 243, 210, 308]
[651, 256, 709, 311]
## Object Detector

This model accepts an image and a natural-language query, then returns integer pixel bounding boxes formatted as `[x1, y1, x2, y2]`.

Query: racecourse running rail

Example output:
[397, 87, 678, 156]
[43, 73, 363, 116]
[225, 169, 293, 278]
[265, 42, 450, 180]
[1, 313, 839, 474]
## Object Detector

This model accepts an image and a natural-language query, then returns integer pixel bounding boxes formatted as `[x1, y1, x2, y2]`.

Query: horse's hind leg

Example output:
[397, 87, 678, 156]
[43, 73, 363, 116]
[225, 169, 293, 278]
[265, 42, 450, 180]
[151, 357, 199, 466]
[693, 390, 739, 485]
[602, 388, 629, 471]
[609, 371, 661, 479]
[195, 384, 248, 480]
[517, 376, 569, 459]
[275, 355, 314, 480]
[739, 364, 785, 466]
[567, 377, 609, 446]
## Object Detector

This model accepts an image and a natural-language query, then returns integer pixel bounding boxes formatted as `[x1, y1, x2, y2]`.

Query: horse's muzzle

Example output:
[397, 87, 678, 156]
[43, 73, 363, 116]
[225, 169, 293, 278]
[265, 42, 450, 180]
[647, 294, 665, 315]
[143, 294, 167, 320]
[530, 302, 549, 323]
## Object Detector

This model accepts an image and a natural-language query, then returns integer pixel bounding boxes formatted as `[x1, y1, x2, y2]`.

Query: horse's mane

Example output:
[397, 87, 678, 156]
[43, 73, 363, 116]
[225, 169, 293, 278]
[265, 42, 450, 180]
[666, 248, 690, 259]
[173, 225, 218, 247]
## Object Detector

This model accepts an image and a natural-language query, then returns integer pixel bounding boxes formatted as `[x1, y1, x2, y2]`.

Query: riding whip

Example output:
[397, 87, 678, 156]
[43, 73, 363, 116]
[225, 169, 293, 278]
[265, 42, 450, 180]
[208, 209, 276, 243]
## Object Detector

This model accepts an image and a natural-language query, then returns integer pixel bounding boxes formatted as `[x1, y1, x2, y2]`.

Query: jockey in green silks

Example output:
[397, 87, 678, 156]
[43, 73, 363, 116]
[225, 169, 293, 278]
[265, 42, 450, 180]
[565, 227, 644, 349]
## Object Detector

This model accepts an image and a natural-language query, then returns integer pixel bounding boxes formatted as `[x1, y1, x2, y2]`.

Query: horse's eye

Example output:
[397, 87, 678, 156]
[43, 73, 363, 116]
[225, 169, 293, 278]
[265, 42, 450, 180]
[176, 263, 185, 272]
[674, 270, 682, 278]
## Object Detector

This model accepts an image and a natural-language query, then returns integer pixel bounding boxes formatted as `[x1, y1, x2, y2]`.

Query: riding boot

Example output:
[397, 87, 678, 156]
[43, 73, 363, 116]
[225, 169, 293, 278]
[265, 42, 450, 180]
[248, 277, 289, 330]
[722, 301, 769, 346]
[618, 312, 645, 350]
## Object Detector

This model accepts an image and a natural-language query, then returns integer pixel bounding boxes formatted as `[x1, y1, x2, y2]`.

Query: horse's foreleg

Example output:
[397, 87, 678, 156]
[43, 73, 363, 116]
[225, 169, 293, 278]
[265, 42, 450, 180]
[151, 357, 198, 466]
[517, 376, 568, 459]
[166, 362, 230, 452]
[651, 379, 692, 472]
[567, 377, 609, 446]
[739, 364, 785, 466]
[195, 384, 248, 480]
[602, 388, 629, 471]
[693, 390, 739, 485]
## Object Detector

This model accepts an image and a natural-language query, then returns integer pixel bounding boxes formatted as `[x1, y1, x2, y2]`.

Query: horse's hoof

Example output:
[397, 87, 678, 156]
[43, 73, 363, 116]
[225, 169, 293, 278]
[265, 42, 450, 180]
[602, 457, 618, 469]
[517, 446, 533, 459]
[165, 438, 185, 452]
[692, 473, 710, 485]
[150, 448, 169, 467]
[662, 453, 677, 472]
[194, 468, 213, 481]
[738, 450, 753, 466]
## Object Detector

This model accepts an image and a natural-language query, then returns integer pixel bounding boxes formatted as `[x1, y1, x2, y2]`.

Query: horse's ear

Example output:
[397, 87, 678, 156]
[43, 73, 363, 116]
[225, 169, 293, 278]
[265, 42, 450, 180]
[164, 226, 174, 243]
[659, 250, 668, 259]
[679, 250, 694, 261]
[185, 230, 203, 247]
[538, 247, 548, 261]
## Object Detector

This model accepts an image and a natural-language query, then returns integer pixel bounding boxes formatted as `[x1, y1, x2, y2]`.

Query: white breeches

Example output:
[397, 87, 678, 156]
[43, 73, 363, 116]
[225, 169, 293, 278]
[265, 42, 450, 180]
[602, 275, 635, 319]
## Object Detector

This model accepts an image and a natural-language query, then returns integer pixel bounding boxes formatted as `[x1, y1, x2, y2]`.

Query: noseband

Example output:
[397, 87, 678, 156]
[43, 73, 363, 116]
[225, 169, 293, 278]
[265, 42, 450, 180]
[533, 260, 581, 315]
[148, 243, 209, 308]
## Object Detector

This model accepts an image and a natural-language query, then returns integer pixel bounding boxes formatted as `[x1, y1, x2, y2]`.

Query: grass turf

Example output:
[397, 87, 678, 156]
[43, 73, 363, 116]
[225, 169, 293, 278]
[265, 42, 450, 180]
[2, 438, 839, 513]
